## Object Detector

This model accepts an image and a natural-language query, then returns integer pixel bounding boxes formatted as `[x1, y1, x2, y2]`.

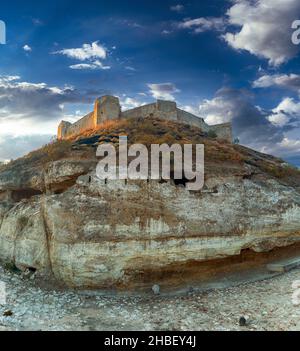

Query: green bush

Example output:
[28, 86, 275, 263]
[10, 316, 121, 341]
[207, 130, 217, 139]
[3, 262, 21, 274]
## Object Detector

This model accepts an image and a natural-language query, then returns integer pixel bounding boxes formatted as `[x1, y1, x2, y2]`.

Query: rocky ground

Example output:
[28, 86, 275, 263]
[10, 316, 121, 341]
[0, 265, 300, 331]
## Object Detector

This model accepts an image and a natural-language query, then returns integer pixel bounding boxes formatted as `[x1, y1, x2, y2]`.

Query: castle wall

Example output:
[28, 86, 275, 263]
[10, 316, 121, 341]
[210, 123, 232, 142]
[155, 100, 178, 121]
[57, 96, 233, 143]
[58, 121, 72, 140]
[177, 109, 209, 132]
[121, 101, 177, 122]
[63, 112, 94, 139]
[95, 96, 121, 124]
[121, 103, 156, 119]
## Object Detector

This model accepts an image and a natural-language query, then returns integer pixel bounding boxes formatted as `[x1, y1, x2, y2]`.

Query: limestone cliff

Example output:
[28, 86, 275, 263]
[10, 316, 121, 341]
[0, 117, 299, 291]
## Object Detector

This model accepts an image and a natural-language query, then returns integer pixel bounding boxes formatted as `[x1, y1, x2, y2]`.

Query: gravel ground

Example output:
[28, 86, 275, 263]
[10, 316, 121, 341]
[0, 266, 300, 331]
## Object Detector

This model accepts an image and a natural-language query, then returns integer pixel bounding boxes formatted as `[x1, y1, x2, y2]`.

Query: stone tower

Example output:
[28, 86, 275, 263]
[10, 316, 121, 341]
[57, 95, 232, 142]
[94, 95, 121, 125]
[57, 120, 72, 140]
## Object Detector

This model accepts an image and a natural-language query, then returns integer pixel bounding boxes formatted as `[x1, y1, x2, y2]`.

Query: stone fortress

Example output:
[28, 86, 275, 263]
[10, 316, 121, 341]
[58, 95, 232, 142]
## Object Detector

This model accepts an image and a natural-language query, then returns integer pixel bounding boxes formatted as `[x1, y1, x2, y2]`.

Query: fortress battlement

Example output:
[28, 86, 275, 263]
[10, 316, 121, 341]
[58, 95, 232, 142]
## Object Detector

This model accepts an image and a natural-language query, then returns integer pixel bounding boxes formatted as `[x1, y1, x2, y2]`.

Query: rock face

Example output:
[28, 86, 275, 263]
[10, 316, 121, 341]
[0, 118, 300, 291]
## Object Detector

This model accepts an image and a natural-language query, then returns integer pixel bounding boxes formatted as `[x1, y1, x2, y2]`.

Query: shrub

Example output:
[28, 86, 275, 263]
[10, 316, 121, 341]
[18, 216, 29, 231]
[3, 262, 21, 274]
[207, 130, 217, 139]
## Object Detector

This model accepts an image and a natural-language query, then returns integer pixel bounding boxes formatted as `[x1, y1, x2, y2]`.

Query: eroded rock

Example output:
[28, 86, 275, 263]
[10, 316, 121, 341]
[0, 119, 299, 290]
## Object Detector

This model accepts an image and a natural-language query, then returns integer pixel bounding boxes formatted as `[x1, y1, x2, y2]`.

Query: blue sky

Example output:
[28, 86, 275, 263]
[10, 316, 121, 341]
[0, 0, 300, 167]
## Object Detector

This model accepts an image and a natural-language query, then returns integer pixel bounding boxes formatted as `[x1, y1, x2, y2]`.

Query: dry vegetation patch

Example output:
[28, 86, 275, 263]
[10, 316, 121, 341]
[1, 117, 299, 186]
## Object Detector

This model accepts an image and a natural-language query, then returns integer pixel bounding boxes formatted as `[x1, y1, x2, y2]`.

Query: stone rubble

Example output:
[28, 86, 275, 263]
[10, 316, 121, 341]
[0, 265, 300, 331]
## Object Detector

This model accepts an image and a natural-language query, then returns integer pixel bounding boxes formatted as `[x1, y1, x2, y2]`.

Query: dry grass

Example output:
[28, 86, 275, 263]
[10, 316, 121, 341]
[259, 162, 300, 179]
[1, 116, 299, 185]
[1, 139, 73, 172]
[29, 140, 73, 164]
[86, 117, 242, 164]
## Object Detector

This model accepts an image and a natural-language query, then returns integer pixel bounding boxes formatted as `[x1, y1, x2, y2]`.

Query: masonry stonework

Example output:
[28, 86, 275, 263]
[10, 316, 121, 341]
[94, 95, 121, 125]
[57, 95, 233, 142]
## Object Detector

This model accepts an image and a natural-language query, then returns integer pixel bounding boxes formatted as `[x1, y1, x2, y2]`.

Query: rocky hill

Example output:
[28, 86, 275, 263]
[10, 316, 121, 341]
[0, 117, 299, 291]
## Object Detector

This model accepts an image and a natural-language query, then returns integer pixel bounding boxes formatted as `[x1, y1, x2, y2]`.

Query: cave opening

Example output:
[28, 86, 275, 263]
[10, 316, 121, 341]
[11, 189, 43, 202]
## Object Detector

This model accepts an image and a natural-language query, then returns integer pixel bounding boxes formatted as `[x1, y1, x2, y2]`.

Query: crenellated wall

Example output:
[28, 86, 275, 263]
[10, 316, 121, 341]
[121, 103, 156, 119]
[58, 112, 94, 140]
[58, 95, 233, 142]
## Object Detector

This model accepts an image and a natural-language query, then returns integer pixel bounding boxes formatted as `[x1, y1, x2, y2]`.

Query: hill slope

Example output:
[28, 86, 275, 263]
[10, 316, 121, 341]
[0, 117, 299, 291]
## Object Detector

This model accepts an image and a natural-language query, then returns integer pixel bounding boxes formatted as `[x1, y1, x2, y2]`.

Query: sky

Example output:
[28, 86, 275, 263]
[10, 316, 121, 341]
[0, 0, 300, 167]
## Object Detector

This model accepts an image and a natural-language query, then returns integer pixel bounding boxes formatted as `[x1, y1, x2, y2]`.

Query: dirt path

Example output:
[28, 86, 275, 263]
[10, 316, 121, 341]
[0, 266, 300, 331]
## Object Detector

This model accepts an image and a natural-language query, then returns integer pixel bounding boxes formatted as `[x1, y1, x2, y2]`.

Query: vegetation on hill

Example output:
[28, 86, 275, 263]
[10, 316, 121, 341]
[0, 117, 299, 187]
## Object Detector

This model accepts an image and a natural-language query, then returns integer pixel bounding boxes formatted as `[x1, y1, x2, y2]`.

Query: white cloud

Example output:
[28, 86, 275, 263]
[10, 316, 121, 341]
[118, 19, 143, 29]
[179, 105, 201, 117]
[261, 137, 300, 158]
[148, 83, 180, 101]
[170, 4, 184, 13]
[176, 1, 300, 65]
[278, 137, 300, 154]
[0, 134, 53, 162]
[253, 74, 300, 93]
[54, 41, 107, 61]
[0, 117, 60, 137]
[198, 87, 300, 161]
[120, 97, 146, 110]
[0, 75, 105, 160]
[0, 75, 21, 83]
[199, 96, 235, 125]
[198, 88, 287, 151]
[268, 113, 290, 127]
[268, 97, 300, 127]
[178, 17, 226, 33]
[0, 75, 99, 129]
[223, 0, 300, 66]
[125, 66, 136, 72]
[32, 18, 43, 26]
[23, 45, 32, 52]
[70, 60, 111, 70]
[54, 41, 111, 70]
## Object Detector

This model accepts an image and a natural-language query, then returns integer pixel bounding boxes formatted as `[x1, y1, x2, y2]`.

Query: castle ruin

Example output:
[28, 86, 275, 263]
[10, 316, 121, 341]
[58, 96, 232, 142]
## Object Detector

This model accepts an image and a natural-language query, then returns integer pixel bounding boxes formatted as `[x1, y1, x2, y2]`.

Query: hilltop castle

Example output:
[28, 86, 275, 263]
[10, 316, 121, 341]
[57, 95, 232, 142]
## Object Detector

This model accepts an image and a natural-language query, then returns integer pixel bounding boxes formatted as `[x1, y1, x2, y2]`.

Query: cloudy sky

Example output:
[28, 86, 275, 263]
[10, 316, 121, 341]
[0, 0, 300, 166]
